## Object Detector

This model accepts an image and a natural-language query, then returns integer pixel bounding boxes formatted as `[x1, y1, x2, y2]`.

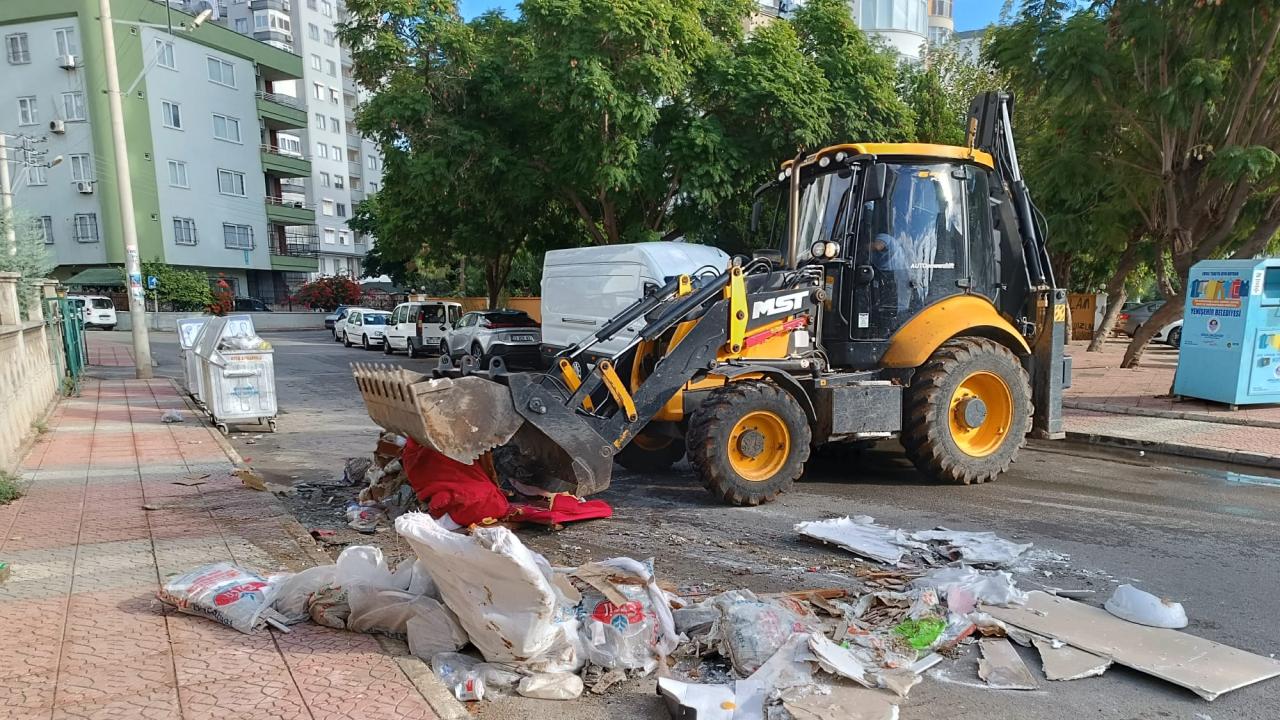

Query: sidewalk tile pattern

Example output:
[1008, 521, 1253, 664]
[0, 379, 437, 720]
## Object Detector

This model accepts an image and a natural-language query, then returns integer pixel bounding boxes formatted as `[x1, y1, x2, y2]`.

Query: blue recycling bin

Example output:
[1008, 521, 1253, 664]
[1173, 258, 1280, 407]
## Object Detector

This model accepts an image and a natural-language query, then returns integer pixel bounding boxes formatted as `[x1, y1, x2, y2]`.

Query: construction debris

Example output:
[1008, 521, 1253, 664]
[797, 516, 1031, 569]
[1032, 637, 1112, 681]
[983, 591, 1280, 700]
[795, 516, 923, 564]
[909, 529, 1031, 566]
[235, 467, 267, 491]
[780, 684, 900, 720]
[1104, 583, 1189, 629]
[977, 638, 1039, 690]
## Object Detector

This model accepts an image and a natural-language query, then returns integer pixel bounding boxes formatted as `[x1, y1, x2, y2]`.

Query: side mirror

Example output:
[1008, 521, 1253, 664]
[753, 248, 783, 267]
[750, 198, 764, 234]
[865, 163, 889, 202]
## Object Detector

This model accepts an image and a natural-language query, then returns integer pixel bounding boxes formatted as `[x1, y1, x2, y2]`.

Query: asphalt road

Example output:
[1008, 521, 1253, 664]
[134, 329, 1280, 720]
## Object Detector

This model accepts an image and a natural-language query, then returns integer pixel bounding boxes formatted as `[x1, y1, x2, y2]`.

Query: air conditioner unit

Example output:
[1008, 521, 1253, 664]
[56, 54, 79, 69]
[49, 120, 66, 134]
[76, 181, 94, 194]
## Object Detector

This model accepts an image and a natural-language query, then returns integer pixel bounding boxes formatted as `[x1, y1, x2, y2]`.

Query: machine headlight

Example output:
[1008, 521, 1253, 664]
[777, 171, 787, 182]
[823, 242, 840, 259]
[811, 241, 826, 259]
[835, 151, 847, 162]
[818, 155, 831, 168]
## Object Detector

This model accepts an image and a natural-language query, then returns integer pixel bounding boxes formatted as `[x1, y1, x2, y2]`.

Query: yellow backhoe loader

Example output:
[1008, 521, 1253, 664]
[354, 91, 1071, 506]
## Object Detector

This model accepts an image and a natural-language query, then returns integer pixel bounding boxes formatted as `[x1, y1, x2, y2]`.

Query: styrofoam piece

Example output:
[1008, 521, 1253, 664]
[1104, 584, 1188, 629]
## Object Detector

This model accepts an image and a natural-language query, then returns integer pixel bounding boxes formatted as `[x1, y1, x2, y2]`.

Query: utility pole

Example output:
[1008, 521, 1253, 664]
[0, 135, 15, 257]
[98, 0, 153, 379]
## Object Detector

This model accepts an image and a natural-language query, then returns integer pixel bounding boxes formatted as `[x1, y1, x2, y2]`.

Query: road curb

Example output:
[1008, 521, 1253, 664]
[173, 378, 466, 720]
[1064, 399, 1280, 430]
[1064, 430, 1280, 470]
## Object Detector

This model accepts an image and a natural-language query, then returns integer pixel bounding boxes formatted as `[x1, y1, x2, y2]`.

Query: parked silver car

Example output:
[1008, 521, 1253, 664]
[444, 310, 541, 368]
[1118, 301, 1162, 336]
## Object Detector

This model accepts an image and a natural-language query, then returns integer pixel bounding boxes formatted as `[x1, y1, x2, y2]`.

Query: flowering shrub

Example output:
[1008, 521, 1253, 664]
[291, 276, 363, 311]
[207, 275, 234, 316]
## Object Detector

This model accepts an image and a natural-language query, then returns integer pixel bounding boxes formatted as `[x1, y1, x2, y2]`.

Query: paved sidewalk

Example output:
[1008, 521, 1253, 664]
[85, 336, 135, 368]
[1065, 338, 1280, 466]
[0, 378, 438, 719]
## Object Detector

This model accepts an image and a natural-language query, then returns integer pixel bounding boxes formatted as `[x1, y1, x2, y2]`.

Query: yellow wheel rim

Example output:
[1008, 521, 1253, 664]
[727, 410, 790, 482]
[631, 432, 672, 452]
[948, 371, 1014, 457]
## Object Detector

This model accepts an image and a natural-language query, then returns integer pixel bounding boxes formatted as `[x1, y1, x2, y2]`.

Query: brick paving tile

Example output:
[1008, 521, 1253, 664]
[0, 377, 438, 720]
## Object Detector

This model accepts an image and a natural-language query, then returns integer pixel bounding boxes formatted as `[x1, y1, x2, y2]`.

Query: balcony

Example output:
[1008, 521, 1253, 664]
[264, 196, 316, 225]
[348, 159, 362, 178]
[270, 233, 320, 272]
[260, 144, 311, 178]
[257, 91, 307, 130]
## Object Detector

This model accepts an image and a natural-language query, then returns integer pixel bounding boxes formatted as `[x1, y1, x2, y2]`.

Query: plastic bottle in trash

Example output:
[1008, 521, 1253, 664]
[454, 674, 485, 702]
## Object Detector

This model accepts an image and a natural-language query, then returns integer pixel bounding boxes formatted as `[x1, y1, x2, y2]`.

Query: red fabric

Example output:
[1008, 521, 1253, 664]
[401, 439, 510, 527]
[509, 493, 613, 526]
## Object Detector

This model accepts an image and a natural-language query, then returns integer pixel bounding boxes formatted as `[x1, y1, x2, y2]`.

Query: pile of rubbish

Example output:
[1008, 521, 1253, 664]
[157, 508, 1280, 717]
[341, 432, 613, 533]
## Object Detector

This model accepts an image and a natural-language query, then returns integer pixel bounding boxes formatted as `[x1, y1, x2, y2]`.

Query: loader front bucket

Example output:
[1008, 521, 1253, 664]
[351, 363, 524, 464]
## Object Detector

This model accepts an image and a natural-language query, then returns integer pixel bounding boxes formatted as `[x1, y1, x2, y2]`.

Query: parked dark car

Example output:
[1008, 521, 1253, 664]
[324, 304, 351, 330]
[233, 296, 272, 312]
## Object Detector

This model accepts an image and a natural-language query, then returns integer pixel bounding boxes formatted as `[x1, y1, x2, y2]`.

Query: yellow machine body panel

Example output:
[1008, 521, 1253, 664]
[880, 295, 1031, 368]
[782, 142, 995, 171]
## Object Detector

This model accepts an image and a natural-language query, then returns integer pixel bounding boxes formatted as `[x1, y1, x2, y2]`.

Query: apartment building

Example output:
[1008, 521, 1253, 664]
[215, 0, 384, 280]
[0, 0, 318, 301]
[755, 0, 955, 63]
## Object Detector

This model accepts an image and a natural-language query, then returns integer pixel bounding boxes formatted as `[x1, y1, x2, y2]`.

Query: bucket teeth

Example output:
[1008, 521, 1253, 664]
[351, 363, 524, 464]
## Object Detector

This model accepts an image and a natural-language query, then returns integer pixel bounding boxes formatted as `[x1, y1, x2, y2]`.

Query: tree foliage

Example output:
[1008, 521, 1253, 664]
[137, 262, 214, 312]
[291, 276, 363, 311]
[0, 211, 55, 317]
[340, 0, 911, 292]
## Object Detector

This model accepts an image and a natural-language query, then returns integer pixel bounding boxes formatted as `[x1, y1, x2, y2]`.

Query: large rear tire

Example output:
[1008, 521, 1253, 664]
[615, 433, 686, 472]
[687, 382, 811, 506]
[901, 337, 1031, 485]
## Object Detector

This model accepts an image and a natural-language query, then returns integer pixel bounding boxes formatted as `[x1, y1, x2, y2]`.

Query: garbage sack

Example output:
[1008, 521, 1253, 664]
[160, 409, 184, 423]
[517, 672, 584, 700]
[714, 591, 814, 676]
[573, 556, 681, 672]
[309, 584, 350, 629]
[331, 546, 446, 637]
[271, 565, 337, 624]
[408, 611, 471, 661]
[1104, 584, 1188, 629]
[158, 562, 281, 634]
[396, 512, 582, 672]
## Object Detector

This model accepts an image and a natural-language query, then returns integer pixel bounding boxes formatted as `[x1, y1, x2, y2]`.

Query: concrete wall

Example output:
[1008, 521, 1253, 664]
[0, 274, 60, 473]
[116, 310, 326, 332]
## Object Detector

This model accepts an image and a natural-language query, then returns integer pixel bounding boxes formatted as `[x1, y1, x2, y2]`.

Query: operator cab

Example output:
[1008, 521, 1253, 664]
[752, 143, 1024, 371]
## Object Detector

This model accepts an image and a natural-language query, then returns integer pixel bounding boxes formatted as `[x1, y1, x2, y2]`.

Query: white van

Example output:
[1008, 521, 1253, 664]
[540, 242, 730, 365]
[68, 295, 118, 330]
[383, 300, 464, 358]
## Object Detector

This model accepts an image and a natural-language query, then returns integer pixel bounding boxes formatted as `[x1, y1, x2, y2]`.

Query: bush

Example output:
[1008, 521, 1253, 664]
[0, 471, 22, 505]
[291, 276, 363, 311]
[139, 262, 215, 311]
[208, 274, 235, 316]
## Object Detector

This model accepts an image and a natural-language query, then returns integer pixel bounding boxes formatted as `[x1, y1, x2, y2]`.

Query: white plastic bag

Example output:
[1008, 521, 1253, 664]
[517, 672, 584, 700]
[714, 591, 813, 675]
[407, 611, 471, 661]
[1104, 584, 1188, 628]
[158, 562, 279, 634]
[271, 565, 337, 624]
[396, 512, 582, 672]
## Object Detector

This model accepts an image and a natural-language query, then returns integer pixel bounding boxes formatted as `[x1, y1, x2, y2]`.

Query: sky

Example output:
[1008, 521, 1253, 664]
[457, 1, 1008, 32]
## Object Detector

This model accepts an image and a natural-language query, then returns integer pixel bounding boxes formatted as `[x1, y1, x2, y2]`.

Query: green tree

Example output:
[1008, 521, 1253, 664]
[991, 0, 1280, 367]
[137, 262, 214, 311]
[0, 212, 54, 317]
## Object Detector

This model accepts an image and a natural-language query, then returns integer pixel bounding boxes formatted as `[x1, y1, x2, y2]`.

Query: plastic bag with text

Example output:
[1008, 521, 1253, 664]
[158, 562, 280, 634]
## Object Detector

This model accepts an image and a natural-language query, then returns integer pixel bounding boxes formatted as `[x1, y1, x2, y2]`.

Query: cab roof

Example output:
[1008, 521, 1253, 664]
[781, 142, 995, 171]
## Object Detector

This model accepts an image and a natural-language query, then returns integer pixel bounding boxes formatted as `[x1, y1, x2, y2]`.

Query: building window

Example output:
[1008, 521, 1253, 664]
[329, 88, 339, 104]
[370, 181, 378, 193]
[931, 0, 952, 18]
[223, 223, 254, 250]
[54, 27, 78, 58]
[339, 230, 350, 245]
[167, 160, 189, 188]
[307, 0, 317, 8]
[316, 143, 328, 159]
[212, 113, 242, 143]
[336, 202, 347, 218]
[217, 169, 246, 196]
[36, 216, 54, 244]
[234, 17, 249, 33]
[161, 100, 182, 129]
[5, 33, 31, 65]
[367, 155, 378, 170]
[319, 171, 331, 187]
[860, 0, 928, 35]
[322, 199, 335, 216]
[278, 135, 302, 155]
[322, 0, 333, 17]
[156, 40, 176, 69]
[173, 217, 198, 245]
[313, 82, 325, 100]
[28, 164, 47, 186]
[69, 154, 92, 183]
[73, 213, 99, 243]
[311, 53, 322, 70]
[324, 29, 336, 46]
[928, 25, 951, 45]
[327, 59, 336, 77]
[62, 92, 86, 121]
[351, 177, 361, 190]
[334, 175, 344, 189]
[308, 23, 320, 41]
[270, 12, 291, 32]
[17, 96, 38, 126]
[207, 57, 237, 87]
[323, 227, 336, 244]
[331, 144, 341, 159]
[330, 116, 340, 131]
[314, 113, 327, 130]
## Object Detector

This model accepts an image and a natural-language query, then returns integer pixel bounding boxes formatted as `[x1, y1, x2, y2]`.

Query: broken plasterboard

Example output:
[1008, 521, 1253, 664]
[795, 516, 923, 565]
[977, 638, 1038, 690]
[780, 684, 900, 720]
[1032, 637, 1111, 681]
[910, 529, 1031, 566]
[983, 591, 1280, 700]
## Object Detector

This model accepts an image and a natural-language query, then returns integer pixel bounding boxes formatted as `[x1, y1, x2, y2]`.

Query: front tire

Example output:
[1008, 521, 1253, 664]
[901, 337, 1032, 485]
[343, 332, 352, 348]
[383, 338, 394, 355]
[1167, 326, 1182, 347]
[470, 343, 485, 366]
[362, 334, 372, 350]
[687, 381, 811, 506]
[615, 433, 686, 472]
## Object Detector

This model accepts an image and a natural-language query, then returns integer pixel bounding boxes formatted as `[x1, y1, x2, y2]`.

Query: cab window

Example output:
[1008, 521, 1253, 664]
[448, 305, 461, 325]
[965, 166, 997, 300]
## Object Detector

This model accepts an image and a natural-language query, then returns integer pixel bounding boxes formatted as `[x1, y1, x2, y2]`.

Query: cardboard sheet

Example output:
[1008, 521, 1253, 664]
[983, 591, 1280, 700]
[1032, 637, 1111, 681]
[781, 684, 899, 720]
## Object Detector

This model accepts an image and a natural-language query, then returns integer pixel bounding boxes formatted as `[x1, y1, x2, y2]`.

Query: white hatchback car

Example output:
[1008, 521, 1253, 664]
[68, 295, 117, 330]
[338, 309, 392, 350]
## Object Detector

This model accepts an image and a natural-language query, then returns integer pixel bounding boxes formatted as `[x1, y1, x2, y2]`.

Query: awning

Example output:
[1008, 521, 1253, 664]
[65, 267, 124, 287]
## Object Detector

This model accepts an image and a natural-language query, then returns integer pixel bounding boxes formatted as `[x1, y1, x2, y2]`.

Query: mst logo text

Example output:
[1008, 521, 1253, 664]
[751, 291, 809, 320]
